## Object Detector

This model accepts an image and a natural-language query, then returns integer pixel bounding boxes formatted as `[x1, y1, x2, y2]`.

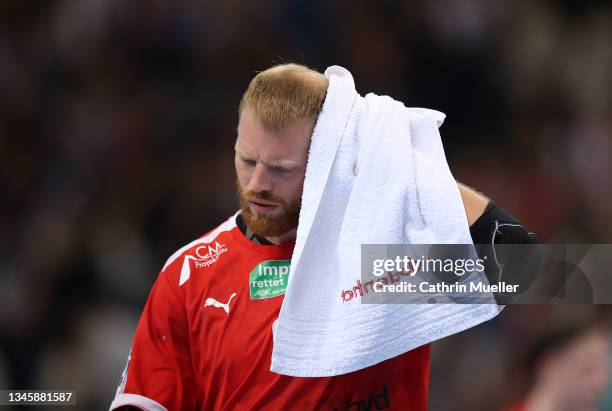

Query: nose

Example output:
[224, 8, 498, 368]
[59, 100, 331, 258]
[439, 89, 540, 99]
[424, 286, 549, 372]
[247, 162, 272, 193]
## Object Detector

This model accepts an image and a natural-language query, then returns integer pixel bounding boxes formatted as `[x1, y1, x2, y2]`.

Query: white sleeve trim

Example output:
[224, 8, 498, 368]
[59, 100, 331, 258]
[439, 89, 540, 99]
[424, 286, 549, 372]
[109, 393, 168, 411]
[162, 211, 238, 272]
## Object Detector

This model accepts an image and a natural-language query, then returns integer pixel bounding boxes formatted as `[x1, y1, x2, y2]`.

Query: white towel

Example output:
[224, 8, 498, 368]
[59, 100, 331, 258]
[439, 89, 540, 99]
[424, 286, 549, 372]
[270, 66, 501, 377]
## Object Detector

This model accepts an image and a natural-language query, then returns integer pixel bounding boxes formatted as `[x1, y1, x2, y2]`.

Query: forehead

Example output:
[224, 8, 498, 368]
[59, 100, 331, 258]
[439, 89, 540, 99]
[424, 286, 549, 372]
[237, 109, 314, 160]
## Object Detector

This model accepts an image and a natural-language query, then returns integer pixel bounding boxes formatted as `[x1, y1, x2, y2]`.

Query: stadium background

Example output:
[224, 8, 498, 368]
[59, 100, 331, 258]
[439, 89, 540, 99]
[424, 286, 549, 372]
[0, 0, 611, 410]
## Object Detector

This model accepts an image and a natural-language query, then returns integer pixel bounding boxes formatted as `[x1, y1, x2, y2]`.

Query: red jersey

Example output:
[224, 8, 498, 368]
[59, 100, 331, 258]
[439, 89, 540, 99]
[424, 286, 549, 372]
[110, 213, 431, 411]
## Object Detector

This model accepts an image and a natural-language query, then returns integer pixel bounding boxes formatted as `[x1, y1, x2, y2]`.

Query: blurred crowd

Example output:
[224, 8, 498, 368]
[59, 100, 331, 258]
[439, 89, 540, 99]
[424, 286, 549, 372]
[0, 0, 611, 410]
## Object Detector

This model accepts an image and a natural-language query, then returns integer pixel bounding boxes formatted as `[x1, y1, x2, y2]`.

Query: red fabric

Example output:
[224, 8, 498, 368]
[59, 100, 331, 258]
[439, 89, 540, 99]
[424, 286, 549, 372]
[113, 217, 431, 410]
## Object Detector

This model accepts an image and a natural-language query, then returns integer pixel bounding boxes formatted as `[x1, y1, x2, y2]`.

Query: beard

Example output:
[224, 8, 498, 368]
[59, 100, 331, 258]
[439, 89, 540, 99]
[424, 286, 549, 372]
[236, 178, 302, 238]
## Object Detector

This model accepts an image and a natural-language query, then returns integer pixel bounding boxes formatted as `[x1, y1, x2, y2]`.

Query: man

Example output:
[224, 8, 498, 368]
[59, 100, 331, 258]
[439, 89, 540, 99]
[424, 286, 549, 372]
[110, 63, 537, 410]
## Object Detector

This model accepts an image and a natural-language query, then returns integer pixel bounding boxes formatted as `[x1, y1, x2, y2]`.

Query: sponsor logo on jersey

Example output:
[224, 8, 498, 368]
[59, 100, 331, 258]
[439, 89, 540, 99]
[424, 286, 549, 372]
[192, 241, 229, 268]
[331, 385, 390, 410]
[180, 241, 229, 284]
[204, 292, 237, 315]
[249, 260, 290, 300]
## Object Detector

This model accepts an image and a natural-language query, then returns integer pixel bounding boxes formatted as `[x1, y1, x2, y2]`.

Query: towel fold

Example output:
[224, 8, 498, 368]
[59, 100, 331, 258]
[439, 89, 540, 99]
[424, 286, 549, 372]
[270, 66, 500, 377]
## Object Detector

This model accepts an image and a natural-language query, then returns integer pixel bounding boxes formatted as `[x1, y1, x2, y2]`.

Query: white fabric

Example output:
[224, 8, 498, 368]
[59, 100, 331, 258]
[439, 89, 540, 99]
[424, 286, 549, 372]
[109, 393, 168, 411]
[270, 65, 500, 377]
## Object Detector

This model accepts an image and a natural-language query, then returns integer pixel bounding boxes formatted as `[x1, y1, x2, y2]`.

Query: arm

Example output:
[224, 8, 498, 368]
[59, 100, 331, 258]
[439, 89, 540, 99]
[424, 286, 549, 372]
[458, 182, 490, 227]
[109, 270, 198, 411]
[459, 181, 538, 246]
[462, 183, 540, 301]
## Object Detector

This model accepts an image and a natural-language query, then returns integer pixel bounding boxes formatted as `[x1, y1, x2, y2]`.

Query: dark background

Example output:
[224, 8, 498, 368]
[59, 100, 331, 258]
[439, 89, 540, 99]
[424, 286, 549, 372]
[0, 1, 611, 410]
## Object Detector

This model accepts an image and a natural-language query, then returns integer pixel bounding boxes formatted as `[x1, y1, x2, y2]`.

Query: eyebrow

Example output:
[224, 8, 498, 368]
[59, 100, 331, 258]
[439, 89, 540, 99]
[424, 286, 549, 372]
[268, 159, 299, 169]
[236, 150, 299, 169]
[236, 149, 254, 159]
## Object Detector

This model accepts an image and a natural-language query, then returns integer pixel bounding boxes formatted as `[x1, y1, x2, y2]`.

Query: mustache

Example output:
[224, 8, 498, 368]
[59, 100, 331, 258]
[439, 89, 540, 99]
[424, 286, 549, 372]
[242, 190, 285, 204]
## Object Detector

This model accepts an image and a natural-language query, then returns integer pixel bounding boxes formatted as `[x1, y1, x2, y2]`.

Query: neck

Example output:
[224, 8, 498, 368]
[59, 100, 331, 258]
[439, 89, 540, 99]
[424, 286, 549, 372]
[265, 228, 297, 245]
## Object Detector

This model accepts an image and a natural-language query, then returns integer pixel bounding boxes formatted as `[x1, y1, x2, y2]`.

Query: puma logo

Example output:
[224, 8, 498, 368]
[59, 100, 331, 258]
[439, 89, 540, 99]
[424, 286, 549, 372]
[204, 292, 237, 315]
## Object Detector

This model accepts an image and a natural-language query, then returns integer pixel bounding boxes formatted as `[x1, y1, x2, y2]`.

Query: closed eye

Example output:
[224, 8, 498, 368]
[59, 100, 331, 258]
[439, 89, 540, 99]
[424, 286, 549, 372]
[272, 166, 293, 174]
[242, 158, 256, 167]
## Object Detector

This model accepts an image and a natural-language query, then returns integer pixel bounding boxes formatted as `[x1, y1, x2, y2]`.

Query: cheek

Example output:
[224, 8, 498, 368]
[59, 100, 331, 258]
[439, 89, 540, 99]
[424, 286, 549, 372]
[235, 161, 250, 186]
[280, 172, 305, 199]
